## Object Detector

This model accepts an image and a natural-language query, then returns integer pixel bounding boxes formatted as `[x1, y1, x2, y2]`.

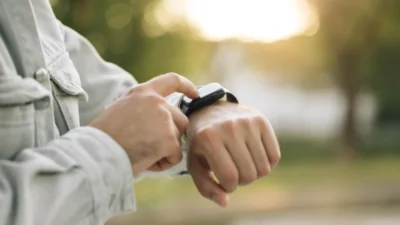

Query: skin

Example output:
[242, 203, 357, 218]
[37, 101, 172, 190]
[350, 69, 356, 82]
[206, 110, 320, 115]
[186, 101, 280, 207]
[90, 73, 281, 208]
[90, 73, 199, 175]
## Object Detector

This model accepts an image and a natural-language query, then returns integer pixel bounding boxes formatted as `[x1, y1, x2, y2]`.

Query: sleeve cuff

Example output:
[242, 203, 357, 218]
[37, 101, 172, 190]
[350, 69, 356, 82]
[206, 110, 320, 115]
[59, 126, 136, 221]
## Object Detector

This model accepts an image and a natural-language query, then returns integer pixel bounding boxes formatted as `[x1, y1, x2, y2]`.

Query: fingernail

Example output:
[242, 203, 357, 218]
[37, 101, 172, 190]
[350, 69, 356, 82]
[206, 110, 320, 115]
[222, 195, 229, 207]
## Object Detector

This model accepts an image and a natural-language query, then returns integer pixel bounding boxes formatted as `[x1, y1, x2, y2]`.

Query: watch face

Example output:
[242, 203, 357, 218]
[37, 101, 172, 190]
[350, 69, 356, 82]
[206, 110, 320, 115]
[183, 83, 223, 103]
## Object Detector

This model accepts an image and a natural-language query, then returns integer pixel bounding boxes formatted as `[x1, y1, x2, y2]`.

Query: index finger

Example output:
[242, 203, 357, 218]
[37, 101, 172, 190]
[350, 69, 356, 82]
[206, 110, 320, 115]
[198, 141, 239, 193]
[146, 73, 199, 98]
[167, 104, 189, 135]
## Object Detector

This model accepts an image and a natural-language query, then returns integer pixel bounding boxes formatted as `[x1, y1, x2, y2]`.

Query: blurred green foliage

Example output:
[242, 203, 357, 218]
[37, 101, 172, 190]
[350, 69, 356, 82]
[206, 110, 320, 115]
[309, 0, 400, 154]
[246, 0, 400, 158]
[313, 0, 400, 126]
[52, 0, 213, 82]
[368, 43, 400, 124]
[53, 0, 400, 159]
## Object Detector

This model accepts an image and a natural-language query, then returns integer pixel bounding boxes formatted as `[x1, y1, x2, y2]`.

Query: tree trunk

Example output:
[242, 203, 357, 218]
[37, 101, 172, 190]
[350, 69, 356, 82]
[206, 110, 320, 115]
[337, 51, 360, 163]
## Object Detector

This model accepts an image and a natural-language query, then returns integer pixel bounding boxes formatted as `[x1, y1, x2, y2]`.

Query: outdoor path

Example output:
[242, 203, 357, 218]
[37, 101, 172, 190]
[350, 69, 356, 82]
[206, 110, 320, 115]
[232, 206, 400, 225]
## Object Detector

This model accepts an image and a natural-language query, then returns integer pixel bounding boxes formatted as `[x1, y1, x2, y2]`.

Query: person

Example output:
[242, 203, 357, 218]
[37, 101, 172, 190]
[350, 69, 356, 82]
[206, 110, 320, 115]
[0, 0, 281, 225]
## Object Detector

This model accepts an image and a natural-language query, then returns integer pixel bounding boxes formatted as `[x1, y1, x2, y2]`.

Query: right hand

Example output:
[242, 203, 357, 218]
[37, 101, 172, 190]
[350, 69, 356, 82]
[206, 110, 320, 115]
[89, 73, 199, 175]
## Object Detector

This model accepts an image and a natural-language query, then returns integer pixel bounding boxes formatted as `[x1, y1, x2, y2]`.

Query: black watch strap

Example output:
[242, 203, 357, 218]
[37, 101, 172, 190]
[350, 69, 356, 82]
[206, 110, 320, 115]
[179, 84, 239, 117]
[223, 87, 239, 103]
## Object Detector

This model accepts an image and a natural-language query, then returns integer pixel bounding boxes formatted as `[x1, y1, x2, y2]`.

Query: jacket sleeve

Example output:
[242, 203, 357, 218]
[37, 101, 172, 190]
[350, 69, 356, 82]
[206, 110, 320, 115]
[0, 29, 135, 225]
[60, 24, 189, 178]
[0, 126, 135, 225]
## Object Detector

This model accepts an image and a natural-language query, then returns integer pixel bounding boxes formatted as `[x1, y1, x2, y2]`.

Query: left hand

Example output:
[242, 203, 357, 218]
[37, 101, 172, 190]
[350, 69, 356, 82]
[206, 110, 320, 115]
[186, 101, 280, 207]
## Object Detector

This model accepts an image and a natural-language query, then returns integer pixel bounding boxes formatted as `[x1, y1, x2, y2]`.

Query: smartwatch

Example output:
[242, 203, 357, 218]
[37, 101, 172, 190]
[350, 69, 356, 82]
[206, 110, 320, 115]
[180, 83, 238, 116]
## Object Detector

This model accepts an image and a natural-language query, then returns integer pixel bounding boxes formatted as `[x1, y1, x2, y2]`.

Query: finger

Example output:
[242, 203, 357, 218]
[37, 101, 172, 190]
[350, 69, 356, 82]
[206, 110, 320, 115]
[167, 104, 189, 135]
[147, 161, 166, 172]
[197, 138, 239, 193]
[165, 150, 183, 166]
[148, 126, 182, 172]
[260, 120, 281, 168]
[163, 126, 183, 167]
[147, 153, 182, 171]
[246, 134, 271, 178]
[147, 73, 199, 98]
[188, 154, 229, 207]
[224, 137, 258, 186]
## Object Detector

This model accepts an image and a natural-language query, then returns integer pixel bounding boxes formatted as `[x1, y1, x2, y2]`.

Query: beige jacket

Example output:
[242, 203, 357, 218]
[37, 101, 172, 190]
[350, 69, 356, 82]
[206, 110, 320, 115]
[0, 0, 187, 224]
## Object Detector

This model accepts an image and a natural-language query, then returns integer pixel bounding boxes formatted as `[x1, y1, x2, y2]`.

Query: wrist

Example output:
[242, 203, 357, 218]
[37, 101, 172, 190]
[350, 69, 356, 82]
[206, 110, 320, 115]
[188, 98, 229, 118]
[186, 99, 236, 138]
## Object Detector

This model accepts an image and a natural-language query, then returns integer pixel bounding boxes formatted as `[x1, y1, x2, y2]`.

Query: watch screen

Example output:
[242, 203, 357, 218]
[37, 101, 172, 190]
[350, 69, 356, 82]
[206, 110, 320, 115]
[183, 83, 223, 104]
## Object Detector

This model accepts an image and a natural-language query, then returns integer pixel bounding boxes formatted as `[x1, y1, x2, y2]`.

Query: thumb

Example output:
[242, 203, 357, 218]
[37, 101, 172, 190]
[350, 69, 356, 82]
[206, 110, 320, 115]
[188, 155, 229, 207]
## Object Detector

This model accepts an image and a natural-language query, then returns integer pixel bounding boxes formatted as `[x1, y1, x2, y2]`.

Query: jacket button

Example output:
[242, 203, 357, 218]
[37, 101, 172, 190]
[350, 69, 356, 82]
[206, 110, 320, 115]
[35, 68, 49, 82]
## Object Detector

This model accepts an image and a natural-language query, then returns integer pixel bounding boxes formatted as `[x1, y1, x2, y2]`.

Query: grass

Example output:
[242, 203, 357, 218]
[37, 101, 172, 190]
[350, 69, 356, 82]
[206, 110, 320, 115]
[108, 135, 400, 225]
[107, 155, 400, 225]
[133, 155, 400, 207]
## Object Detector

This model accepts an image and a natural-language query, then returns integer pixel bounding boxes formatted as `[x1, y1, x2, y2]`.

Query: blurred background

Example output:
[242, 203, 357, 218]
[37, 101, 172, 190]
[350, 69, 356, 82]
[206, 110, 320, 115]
[52, 0, 400, 224]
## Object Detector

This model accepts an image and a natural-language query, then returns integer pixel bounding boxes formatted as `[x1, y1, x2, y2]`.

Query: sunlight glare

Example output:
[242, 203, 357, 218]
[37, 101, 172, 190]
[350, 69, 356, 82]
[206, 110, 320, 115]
[183, 0, 317, 43]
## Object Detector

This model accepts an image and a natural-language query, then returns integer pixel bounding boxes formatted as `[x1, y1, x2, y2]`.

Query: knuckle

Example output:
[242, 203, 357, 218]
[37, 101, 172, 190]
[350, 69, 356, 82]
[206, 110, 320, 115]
[182, 116, 189, 128]
[222, 171, 239, 192]
[176, 151, 183, 160]
[239, 171, 257, 186]
[129, 84, 147, 94]
[195, 126, 215, 143]
[165, 125, 178, 140]
[173, 138, 181, 150]
[254, 114, 266, 124]
[165, 72, 182, 84]
[146, 93, 165, 104]
[269, 151, 281, 167]
[157, 105, 171, 120]
[192, 127, 221, 156]
[193, 129, 220, 154]
[260, 116, 272, 132]
[162, 137, 180, 156]
[257, 164, 271, 178]
[170, 152, 183, 164]
[221, 120, 236, 134]
[238, 117, 252, 127]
